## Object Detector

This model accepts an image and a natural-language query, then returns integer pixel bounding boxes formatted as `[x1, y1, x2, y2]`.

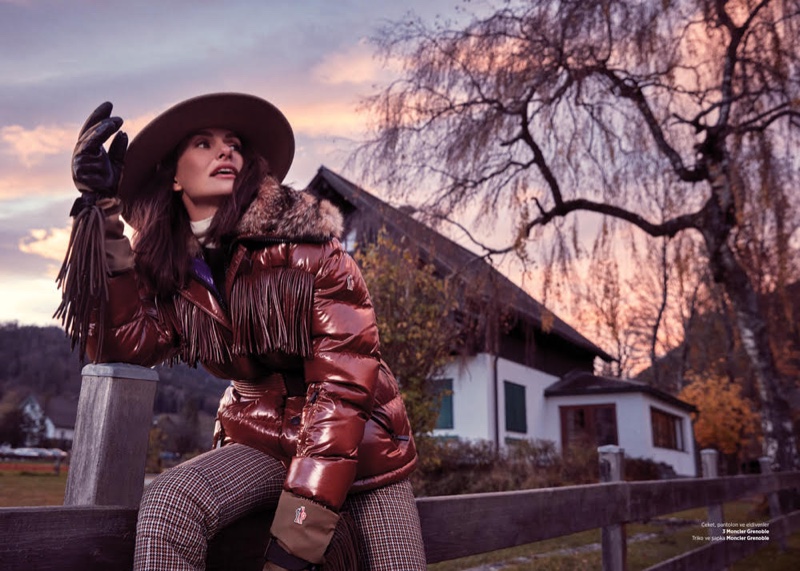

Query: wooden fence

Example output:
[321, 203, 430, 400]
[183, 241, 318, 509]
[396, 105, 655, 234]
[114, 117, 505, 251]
[1, 363, 799, 570]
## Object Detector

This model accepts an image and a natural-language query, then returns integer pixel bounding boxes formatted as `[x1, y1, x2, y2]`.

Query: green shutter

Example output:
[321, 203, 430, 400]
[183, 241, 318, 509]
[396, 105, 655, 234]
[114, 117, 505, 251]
[435, 379, 454, 429]
[504, 381, 527, 433]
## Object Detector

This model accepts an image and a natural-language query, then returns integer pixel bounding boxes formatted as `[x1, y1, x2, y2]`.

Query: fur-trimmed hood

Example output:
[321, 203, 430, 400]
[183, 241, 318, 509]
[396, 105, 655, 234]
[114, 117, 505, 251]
[236, 176, 343, 242]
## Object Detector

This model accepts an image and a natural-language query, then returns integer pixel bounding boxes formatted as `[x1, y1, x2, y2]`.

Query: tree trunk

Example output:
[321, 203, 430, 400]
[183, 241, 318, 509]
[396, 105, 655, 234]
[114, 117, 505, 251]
[702, 161, 798, 472]
[712, 245, 797, 472]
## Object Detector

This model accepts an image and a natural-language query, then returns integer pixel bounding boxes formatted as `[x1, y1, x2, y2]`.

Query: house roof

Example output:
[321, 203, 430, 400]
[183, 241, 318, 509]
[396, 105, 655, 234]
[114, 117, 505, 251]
[44, 395, 78, 429]
[544, 370, 697, 413]
[308, 166, 613, 362]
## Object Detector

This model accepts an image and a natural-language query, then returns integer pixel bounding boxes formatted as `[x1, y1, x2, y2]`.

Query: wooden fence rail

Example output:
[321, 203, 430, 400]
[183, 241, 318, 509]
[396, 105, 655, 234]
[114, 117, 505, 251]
[1, 363, 799, 570]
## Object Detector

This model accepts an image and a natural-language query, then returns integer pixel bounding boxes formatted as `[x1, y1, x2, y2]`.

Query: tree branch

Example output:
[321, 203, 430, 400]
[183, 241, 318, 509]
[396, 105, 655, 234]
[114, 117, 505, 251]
[715, 0, 771, 128]
[516, 108, 565, 205]
[519, 198, 700, 245]
[595, 66, 708, 182]
[736, 107, 800, 133]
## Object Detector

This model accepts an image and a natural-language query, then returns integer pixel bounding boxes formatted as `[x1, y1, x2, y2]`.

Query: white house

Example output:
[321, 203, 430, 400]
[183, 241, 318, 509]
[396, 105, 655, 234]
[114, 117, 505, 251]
[42, 395, 78, 448]
[308, 166, 698, 477]
[544, 371, 697, 476]
[429, 357, 697, 477]
[0, 390, 76, 448]
[0, 391, 46, 446]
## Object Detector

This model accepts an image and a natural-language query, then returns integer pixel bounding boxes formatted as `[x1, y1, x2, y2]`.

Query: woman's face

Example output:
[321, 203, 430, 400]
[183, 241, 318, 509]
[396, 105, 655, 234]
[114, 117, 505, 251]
[173, 128, 245, 221]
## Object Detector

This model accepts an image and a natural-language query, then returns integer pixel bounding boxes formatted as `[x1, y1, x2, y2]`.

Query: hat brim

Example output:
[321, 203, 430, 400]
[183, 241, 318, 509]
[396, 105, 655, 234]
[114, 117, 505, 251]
[118, 92, 294, 222]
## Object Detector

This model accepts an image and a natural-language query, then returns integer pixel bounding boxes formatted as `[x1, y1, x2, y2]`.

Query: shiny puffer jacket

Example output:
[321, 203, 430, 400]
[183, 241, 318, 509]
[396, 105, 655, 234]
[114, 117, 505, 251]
[86, 178, 417, 550]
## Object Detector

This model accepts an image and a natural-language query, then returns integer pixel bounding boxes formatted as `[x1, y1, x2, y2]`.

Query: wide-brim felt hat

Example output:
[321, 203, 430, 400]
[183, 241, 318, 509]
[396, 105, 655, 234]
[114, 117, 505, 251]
[119, 92, 294, 223]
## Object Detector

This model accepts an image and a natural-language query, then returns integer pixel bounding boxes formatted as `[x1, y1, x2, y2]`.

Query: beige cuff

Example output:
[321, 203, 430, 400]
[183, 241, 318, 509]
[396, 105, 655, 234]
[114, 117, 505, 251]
[269, 491, 339, 564]
[98, 197, 134, 273]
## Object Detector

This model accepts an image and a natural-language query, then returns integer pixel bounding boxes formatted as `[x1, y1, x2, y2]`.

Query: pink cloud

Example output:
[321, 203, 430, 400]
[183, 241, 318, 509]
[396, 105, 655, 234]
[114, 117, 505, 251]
[0, 169, 71, 199]
[1, 124, 74, 168]
[18, 225, 71, 264]
[19, 218, 134, 266]
[311, 39, 398, 86]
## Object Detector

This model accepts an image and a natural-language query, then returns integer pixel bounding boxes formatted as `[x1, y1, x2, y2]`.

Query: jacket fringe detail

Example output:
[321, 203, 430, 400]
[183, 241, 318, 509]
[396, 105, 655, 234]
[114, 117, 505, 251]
[230, 267, 314, 358]
[54, 203, 108, 359]
[324, 511, 361, 571]
[173, 295, 232, 364]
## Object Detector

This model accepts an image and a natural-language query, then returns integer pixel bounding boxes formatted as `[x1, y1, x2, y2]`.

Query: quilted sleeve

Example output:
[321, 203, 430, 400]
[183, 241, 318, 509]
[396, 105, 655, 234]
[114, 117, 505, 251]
[85, 269, 179, 366]
[287, 241, 381, 509]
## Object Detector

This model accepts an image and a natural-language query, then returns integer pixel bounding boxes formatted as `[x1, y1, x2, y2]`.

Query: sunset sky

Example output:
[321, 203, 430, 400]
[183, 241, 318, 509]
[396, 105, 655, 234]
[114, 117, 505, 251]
[1, 0, 488, 326]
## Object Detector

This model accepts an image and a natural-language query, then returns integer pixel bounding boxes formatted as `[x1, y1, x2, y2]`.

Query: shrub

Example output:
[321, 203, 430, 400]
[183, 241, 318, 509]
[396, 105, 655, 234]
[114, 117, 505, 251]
[411, 437, 600, 496]
[411, 438, 680, 496]
[624, 456, 677, 481]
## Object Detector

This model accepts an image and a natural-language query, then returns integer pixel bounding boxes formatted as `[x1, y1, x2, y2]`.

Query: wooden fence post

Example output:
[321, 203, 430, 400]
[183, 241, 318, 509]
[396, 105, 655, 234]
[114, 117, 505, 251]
[701, 449, 724, 540]
[599, 444, 626, 571]
[759, 456, 787, 551]
[64, 363, 159, 508]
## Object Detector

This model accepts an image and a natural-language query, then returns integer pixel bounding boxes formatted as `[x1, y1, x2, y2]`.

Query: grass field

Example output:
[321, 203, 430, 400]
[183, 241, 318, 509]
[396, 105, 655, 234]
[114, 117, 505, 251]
[2, 462, 798, 569]
[0, 461, 68, 507]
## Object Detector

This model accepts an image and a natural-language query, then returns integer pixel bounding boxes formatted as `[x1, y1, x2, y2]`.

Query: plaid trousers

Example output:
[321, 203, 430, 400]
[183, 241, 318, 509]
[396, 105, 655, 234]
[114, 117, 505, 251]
[134, 444, 426, 571]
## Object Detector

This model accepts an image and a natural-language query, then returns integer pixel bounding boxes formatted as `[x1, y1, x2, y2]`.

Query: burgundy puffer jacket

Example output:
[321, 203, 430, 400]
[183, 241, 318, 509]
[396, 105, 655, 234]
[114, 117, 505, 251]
[86, 179, 417, 513]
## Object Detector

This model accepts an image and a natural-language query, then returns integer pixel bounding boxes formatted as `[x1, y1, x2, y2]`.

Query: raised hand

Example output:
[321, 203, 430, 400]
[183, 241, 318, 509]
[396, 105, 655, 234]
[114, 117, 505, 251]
[71, 102, 128, 196]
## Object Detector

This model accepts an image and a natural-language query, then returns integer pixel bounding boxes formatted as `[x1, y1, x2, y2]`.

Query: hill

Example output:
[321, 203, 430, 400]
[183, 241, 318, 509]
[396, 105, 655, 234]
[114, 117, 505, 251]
[0, 322, 231, 450]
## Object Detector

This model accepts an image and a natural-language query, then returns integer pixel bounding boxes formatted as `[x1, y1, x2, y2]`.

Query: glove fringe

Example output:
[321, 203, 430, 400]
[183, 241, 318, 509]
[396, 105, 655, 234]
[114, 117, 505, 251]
[54, 203, 109, 360]
[323, 511, 361, 571]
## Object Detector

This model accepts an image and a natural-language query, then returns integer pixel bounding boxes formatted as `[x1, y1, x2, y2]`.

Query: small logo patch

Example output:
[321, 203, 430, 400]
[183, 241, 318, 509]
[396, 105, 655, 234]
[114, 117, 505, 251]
[294, 506, 307, 525]
[346, 275, 354, 291]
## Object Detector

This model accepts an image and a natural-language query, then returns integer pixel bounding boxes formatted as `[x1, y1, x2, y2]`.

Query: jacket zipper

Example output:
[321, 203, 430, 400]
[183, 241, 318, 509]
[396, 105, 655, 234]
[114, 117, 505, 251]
[298, 386, 321, 453]
[370, 414, 410, 442]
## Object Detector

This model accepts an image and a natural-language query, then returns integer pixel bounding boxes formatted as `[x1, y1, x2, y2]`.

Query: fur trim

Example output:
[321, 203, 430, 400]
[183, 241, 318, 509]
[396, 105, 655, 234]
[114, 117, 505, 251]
[236, 176, 343, 241]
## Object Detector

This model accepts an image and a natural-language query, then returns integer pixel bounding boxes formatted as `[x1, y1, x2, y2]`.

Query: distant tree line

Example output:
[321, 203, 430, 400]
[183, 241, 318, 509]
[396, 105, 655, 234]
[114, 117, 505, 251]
[0, 322, 228, 453]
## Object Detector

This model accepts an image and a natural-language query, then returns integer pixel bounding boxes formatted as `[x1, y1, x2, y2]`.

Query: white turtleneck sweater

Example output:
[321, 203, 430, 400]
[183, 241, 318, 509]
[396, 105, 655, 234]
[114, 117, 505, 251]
[190, 215, 214, 246]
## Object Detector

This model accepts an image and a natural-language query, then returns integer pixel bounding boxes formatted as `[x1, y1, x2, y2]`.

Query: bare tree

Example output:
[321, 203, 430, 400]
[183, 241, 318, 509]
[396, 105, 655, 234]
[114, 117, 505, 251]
[356, 0, 800, 470]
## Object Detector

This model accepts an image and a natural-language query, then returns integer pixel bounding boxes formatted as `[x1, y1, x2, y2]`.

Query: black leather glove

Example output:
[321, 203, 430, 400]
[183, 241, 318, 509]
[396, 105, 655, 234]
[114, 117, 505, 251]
[71, 102, 127, 197]
[264, 539, 317, 571]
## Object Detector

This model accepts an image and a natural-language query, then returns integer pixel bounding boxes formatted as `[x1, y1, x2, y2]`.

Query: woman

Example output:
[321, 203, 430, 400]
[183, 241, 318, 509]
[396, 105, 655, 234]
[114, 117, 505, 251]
[58, 93, 426, 571]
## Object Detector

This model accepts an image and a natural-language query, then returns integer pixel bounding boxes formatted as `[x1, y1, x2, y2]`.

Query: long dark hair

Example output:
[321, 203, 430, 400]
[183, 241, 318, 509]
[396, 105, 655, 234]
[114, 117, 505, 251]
[132, 144, 269, 297]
